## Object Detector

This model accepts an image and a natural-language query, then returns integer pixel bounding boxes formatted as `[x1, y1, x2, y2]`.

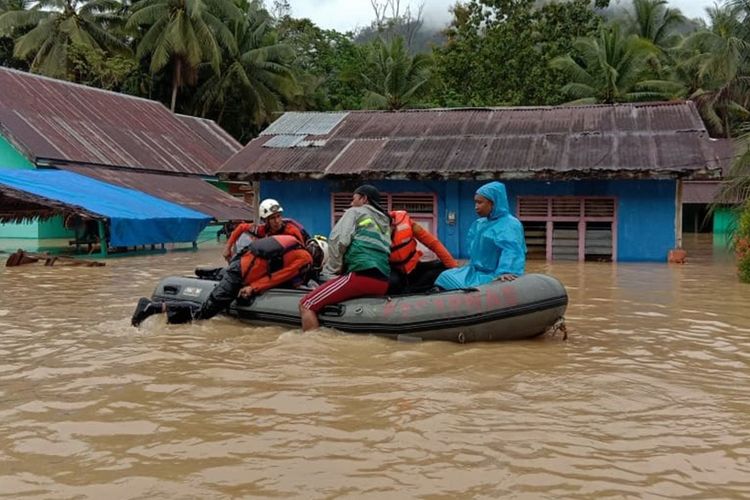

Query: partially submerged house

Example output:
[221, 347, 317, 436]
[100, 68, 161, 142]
[0, 67, 253, 250]
[0, 169, 212, 256]
[682, 138, 737, 235]
[218, 102, 722, 262]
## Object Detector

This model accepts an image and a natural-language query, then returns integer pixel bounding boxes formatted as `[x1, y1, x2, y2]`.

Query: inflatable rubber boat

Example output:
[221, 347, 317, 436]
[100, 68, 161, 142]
[150, 273, 568, 343]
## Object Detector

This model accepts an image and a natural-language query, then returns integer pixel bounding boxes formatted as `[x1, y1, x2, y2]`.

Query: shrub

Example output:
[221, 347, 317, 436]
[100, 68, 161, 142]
[735, 202, 750, 283]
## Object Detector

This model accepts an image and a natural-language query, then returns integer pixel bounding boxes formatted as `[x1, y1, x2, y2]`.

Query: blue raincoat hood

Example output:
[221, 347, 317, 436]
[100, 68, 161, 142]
[476, 181, 509, 220]
[435, 181, 526, 290]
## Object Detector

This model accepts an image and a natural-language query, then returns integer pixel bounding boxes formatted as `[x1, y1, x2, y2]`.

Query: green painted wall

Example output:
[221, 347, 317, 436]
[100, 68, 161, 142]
[39, 216, 76, 238]
[0, 135, 38, 237]
[0, 216, 74, 239]
[207, 179, 230, 192]
[0, 220, 39, 238]
[0, 135, 33, 169]
[714, 207, 738, 234]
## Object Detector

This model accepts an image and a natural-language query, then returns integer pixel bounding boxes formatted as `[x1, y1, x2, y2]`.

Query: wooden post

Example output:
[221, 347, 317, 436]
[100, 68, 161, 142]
[74, 225, 81, 254]
[668, 179, 687, 263]
[98, 220, 108, 258]
[675, 179, 684, 249]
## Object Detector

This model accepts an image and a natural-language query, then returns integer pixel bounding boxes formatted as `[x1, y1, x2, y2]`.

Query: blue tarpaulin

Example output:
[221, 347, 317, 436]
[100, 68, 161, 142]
[0, 169, 212, 246]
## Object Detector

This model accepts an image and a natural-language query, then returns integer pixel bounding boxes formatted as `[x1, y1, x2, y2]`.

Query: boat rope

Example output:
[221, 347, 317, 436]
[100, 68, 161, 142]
[549, 317, 568, 341]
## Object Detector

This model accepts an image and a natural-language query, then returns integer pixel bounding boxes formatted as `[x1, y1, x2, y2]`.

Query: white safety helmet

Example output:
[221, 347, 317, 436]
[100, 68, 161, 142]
[259, 198, 283, 221]
[306, 236, 329, 270]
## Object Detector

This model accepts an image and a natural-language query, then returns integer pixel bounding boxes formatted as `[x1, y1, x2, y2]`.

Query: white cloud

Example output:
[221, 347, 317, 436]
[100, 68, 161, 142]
[288, 0, 716, 33]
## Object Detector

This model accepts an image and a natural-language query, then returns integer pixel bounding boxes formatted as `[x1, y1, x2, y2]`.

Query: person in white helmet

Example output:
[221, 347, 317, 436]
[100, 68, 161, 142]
[223, 198, 310, 261]
[132, 234, 324, 327]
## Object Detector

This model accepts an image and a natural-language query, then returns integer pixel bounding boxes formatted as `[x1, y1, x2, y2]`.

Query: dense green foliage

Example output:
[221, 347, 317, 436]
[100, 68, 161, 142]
[359, 36, 432, 110]
[550, 23, 679, 104]
[0, 0, 128, 78]
[1, 0, 747, 140]
[433, 0, 604, 106]
[735, 200, 750, 282]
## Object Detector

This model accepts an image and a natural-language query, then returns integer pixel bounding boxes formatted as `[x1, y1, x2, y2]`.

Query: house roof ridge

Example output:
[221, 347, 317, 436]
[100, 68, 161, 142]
[334, 101, 694, 114]
[0, 67, 168, 108]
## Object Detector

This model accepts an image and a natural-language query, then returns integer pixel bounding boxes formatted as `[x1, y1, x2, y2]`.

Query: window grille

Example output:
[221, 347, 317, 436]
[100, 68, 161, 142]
[332, 192, 437, 224]
[518, 196, 617, 262]
[332, 192, 352, 222]
[390, 194, 434, 214]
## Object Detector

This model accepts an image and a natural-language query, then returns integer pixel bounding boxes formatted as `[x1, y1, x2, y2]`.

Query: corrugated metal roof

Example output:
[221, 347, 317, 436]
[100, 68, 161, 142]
[0, 67, 241, 175]
[264, 135, 305, 148]
[683, 181, 722, 204]
[682, 138, 736, 203]
[260, 112, 348, 136]
[218, 102, 724, 180]
[60, 165, 254, 221]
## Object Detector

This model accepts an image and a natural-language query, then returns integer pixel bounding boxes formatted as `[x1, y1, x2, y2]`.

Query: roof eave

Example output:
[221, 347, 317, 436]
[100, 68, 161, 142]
[218, 167, 717, 182]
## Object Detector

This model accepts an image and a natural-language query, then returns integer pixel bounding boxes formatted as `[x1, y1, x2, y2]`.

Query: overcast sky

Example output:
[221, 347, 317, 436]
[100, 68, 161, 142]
[288, 0, 718, 32]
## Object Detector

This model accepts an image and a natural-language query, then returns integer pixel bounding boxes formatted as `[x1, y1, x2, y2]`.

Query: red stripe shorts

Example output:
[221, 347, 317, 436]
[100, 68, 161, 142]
[300, 272, 389, 313]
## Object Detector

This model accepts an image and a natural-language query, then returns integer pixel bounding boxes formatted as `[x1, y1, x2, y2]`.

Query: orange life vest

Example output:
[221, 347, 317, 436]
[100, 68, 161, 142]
[240, 234, 304, 279]
[389, 210, 421, 274]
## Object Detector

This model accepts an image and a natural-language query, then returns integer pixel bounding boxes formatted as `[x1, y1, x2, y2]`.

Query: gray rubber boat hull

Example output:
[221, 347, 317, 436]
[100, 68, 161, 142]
[151, 273, 568, 343]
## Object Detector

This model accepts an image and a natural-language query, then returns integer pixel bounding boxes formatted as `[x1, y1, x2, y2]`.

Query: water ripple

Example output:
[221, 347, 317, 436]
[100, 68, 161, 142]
[1, 238, 750, 497]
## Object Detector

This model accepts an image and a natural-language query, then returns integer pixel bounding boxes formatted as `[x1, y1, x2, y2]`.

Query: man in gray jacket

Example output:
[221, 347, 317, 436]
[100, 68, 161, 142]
[299, 185, 392, 331]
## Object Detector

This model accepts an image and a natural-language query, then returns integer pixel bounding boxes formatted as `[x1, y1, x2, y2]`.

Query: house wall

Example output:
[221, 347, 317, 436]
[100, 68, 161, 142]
[0, 136, 74, 239]
[0, 135, 39, 238]
[0, 135, 33, 170]
[714, 207, 737, 234]
[260, 178, 677, 262]
[506, 179, 677, 262]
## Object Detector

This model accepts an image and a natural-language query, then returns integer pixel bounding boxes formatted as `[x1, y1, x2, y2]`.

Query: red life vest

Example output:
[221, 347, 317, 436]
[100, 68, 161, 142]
[389, 210, 420, 274]
[240, 235, 303, 278]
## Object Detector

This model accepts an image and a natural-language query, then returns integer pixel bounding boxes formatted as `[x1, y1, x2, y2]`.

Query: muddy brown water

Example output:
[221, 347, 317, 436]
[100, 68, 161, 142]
[1, 234, 749, 498]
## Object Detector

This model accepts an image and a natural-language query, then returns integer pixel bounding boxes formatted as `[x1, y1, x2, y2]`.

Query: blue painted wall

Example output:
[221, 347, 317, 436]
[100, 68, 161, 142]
[260, 178, 677, 262]
[504, 179, 676, 262]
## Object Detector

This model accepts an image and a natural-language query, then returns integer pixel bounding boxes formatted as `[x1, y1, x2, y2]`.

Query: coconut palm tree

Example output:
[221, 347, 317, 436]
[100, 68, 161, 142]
[360, 36, 432, 110]
[676, 4, 750, 137]
[0, 0, 127, 78]
[550, 24, 680, 104]
[626, 0, 685, 50]
[0, 0, 31, 12]
[127, 0, 240, 111]
[194, 3, 297, 131]
[716, 126, 750, 204]
[0, 0, 33, 69]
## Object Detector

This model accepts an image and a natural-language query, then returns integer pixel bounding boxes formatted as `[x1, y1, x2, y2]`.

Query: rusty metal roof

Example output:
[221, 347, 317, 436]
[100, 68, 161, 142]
[0, 67, 241, 175]
[60, 165, 254, 221]
[683, 138, 736, 204]
[218, 102, 723, 181]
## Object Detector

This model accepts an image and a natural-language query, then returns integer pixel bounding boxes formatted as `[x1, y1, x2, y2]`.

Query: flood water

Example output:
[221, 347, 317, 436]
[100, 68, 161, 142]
[1, 234, 749, 498]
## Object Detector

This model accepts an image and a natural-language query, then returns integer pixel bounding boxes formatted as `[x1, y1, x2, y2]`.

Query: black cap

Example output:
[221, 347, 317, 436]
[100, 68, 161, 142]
[353, 184, 381, 206]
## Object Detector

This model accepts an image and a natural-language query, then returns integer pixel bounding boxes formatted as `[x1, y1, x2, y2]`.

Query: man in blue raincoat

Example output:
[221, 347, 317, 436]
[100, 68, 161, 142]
[435, 181, 526, 290]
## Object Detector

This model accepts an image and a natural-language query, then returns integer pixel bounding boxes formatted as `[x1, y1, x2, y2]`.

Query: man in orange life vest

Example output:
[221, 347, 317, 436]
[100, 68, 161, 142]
[389, 210, 458, 294]
[223, 198, 309, 261]
[131, 235, 315, 326]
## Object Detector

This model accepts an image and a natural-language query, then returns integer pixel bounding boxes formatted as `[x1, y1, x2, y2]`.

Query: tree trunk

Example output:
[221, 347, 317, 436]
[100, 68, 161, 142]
[217, 102, 226, 125]
[170, 58, 182, 112]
